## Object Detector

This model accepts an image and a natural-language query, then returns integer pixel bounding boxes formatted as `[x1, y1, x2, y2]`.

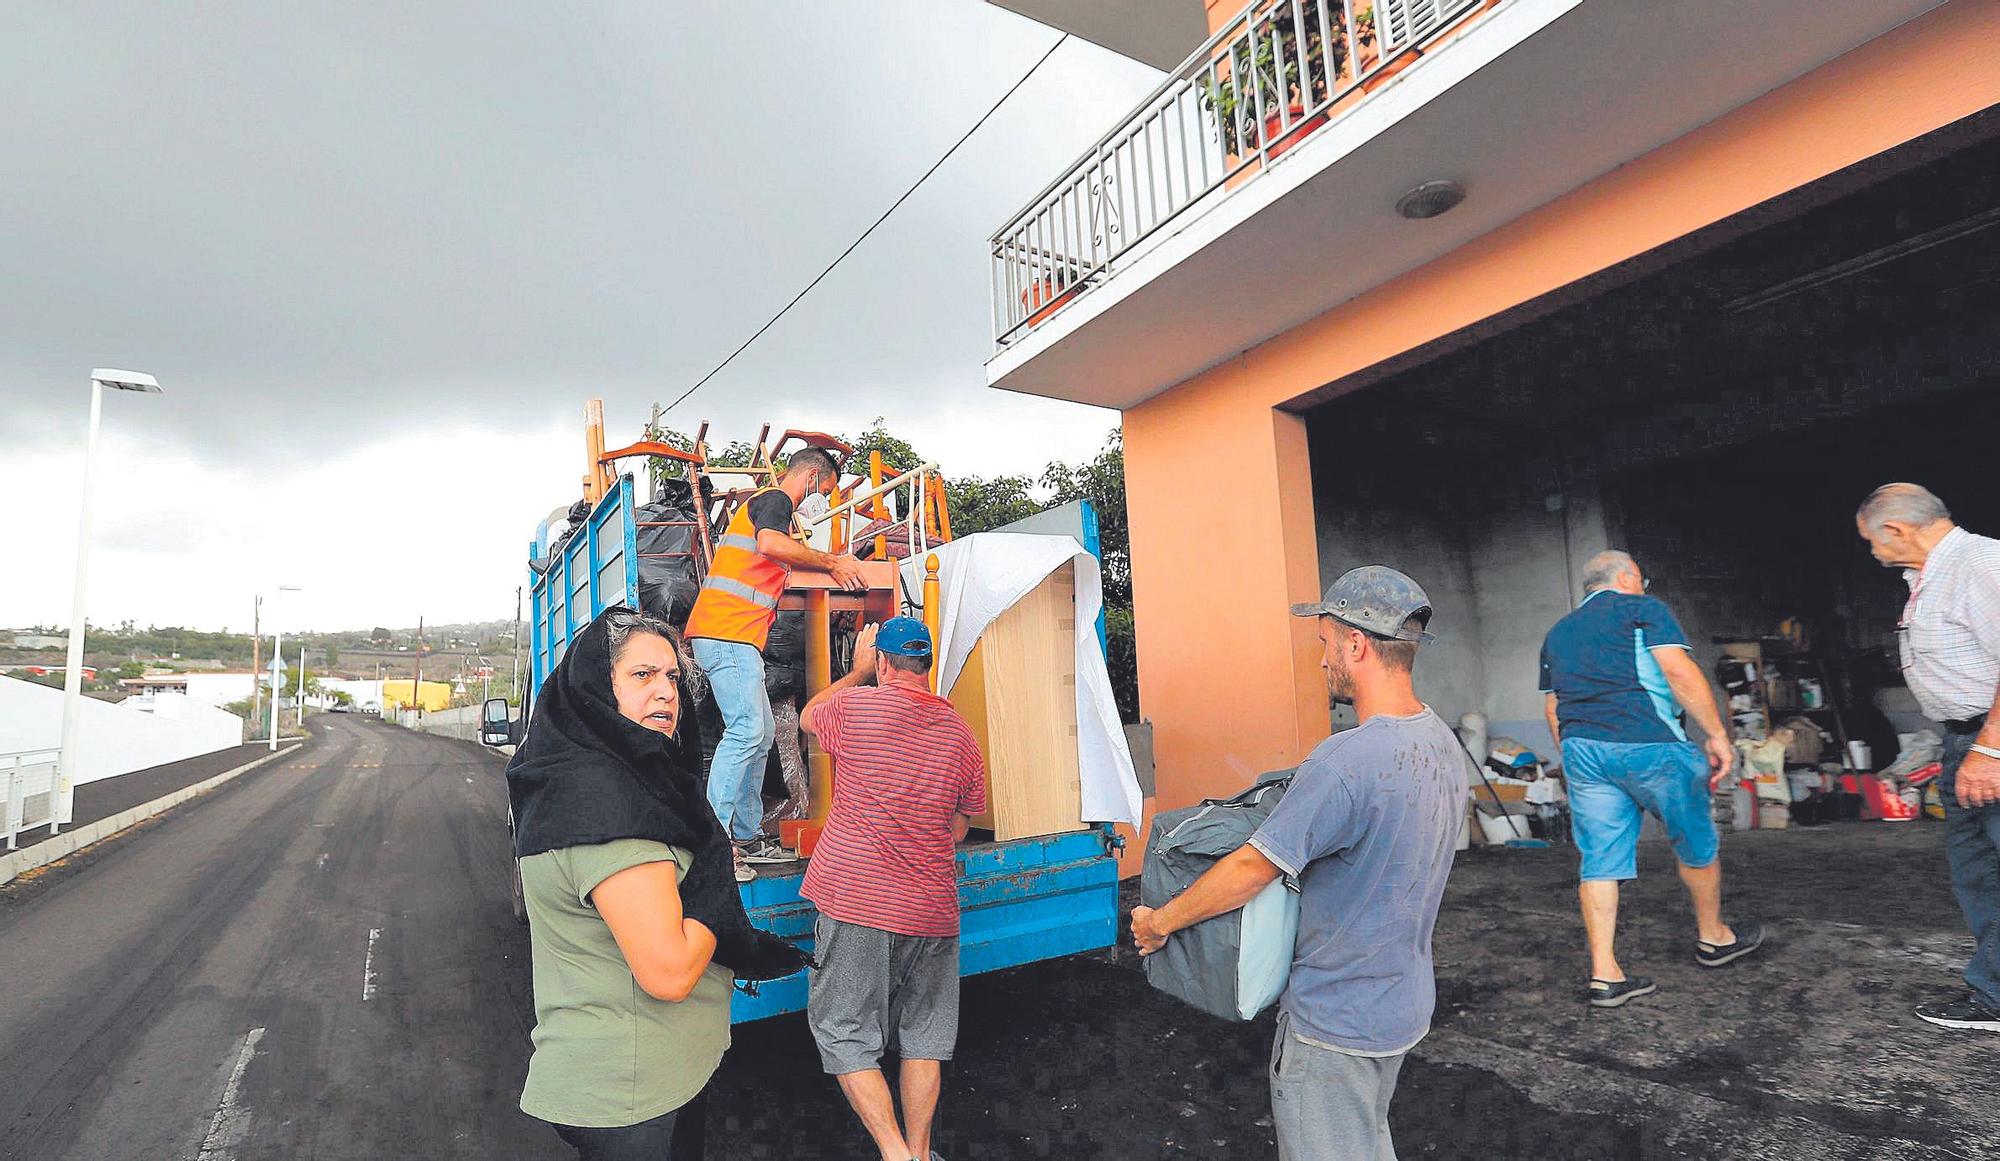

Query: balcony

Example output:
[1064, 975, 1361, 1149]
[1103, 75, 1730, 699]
[990, 0, 1495, 347]
[986, 0, 1948, 408]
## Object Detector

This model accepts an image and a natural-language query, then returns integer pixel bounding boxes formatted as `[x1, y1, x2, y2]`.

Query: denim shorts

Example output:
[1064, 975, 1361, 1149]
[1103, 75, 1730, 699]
[1561, 737, 1719, 881]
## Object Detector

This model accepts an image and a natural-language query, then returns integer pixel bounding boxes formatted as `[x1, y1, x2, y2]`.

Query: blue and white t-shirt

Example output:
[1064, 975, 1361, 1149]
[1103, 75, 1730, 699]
[1538, 591, 1692, 744]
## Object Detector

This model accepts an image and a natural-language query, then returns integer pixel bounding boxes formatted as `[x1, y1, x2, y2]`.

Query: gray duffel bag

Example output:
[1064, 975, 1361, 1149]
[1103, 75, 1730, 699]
[1141, 770, 1300, 1021]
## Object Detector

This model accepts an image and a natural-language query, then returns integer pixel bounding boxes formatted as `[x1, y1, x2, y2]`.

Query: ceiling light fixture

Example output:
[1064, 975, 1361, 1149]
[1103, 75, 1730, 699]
[1396, 179, 1466, 220]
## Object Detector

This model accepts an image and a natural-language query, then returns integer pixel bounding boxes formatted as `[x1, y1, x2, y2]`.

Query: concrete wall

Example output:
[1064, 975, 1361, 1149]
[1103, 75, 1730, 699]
[1310, 460, 1487, 731]
[0, 677, 241, 786]
[402, 704, 484, 743]
[180, 673, 259, 708]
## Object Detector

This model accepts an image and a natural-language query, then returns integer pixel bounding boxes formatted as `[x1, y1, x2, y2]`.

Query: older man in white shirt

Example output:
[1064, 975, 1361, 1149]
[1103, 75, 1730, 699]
[1857, 483, 2000, 1032]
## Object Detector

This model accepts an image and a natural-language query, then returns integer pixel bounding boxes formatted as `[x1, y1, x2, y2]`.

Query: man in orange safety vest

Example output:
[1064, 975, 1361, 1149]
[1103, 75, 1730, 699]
[687, 447, 867, 882]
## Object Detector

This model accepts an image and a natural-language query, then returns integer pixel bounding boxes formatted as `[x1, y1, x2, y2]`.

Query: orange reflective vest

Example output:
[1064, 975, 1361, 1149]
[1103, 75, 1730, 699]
[685, 486, 791, 649]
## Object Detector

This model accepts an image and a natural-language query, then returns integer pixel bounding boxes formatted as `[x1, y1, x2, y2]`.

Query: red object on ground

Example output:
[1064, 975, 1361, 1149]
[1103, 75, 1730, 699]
[1905, 761, 1943, 787]
[1861, 774, 1918, 821]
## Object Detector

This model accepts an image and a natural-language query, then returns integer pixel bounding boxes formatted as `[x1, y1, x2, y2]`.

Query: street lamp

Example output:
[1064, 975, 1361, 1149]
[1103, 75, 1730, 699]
[53, 370, 163, 834]
[269, 585, 301, 751]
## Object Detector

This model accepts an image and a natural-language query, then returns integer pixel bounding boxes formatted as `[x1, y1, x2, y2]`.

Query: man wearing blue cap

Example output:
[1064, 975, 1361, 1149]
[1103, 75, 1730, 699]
[800, 617, 987, 1161]
[1131, 566, 1467, 1161]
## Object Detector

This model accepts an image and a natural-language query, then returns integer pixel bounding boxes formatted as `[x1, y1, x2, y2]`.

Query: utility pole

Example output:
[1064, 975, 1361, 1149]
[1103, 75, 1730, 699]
[412, 615, 424, 719]
[296, 644, 307, 726]
[251, 594, 262, 725]
[511, 585, 523, 706]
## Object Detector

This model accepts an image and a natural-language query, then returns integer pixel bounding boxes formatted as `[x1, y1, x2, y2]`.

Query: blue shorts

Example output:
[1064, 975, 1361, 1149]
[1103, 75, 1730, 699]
[1561, 737, 1719, 882]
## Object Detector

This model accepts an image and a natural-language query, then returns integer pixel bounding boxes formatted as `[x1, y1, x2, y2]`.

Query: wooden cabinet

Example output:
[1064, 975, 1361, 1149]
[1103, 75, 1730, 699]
[947, 563, 1086, 842]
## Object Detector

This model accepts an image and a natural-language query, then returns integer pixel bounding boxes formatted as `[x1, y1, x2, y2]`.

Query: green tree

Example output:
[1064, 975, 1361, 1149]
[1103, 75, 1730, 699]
[945, 473, 1041, 534]
[1041, 430, 1128, 605]
[845, 417, 925, 475]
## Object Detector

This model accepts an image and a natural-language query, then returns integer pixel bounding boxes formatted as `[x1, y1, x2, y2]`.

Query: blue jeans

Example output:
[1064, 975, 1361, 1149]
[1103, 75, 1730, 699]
[1562, 737, 1719, 882]
[690, 637, 773, 841]
[1938, 731, 2000, 1008]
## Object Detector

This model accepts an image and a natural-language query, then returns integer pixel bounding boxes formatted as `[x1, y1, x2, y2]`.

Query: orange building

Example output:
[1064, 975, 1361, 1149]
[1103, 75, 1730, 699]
[987, 0, 2000, 859]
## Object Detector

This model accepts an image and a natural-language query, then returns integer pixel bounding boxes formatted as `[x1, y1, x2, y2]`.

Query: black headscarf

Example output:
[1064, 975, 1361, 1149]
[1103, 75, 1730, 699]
[506, 606, 809, 981]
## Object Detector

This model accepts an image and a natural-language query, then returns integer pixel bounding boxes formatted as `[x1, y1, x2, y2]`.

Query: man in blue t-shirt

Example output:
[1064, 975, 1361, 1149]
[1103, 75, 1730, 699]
[1540, 550, 1762, 1009]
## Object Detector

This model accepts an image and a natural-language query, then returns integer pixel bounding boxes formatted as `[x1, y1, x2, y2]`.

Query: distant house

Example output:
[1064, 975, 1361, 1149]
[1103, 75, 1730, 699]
[6, 631, 68, 650]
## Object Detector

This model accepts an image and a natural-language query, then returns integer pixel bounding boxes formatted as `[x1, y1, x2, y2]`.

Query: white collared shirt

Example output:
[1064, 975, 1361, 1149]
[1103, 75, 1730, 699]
[1900, 526, 2000, 722]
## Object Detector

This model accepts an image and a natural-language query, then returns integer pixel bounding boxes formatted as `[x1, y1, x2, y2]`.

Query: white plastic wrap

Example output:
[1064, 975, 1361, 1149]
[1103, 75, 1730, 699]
[900, 533, 1143, 827]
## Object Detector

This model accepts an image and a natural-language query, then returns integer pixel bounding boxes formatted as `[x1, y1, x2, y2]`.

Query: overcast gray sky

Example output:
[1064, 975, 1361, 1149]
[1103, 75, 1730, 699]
[0, 1, 1158, 633]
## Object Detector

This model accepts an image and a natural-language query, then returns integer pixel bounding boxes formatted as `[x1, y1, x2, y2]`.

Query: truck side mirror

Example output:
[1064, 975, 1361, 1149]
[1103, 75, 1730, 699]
[480, 697, 516, 746]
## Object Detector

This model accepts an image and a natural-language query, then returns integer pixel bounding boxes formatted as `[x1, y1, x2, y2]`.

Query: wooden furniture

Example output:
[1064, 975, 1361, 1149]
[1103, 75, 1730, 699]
[948, 562, 1085, 842]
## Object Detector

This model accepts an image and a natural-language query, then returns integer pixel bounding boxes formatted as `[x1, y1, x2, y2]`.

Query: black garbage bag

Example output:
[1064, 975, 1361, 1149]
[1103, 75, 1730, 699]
[635, 479, 705, 629]
[763, 610, 807, 700]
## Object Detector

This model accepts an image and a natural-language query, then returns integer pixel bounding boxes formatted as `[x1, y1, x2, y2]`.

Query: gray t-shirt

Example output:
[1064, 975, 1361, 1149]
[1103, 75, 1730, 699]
[1248, 707, 1464, 1055]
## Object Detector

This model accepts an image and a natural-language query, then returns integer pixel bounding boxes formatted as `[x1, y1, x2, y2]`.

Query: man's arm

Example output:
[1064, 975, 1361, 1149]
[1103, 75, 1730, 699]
[1130, 845, 1283, 955]
[800, 624, 878, 735]
[1651, 646, 1735, 783]
[1956, 561, 2000, 807]
[1543, 691, 1562, 749]
[1958, 681, 2000, 808]
[755, 527, 867, 589]
[951, 813, 972, 843]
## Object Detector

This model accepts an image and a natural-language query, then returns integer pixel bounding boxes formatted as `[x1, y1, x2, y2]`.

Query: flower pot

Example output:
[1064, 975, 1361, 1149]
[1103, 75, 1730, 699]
[1022, 278, 1079, 328]
[1360, 47, 1420, 93]
[1264, 105, 1329, 160]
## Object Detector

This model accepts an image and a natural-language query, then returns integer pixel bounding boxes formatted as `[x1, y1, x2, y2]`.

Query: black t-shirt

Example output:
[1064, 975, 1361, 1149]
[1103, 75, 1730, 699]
[745, 490, 795, 541]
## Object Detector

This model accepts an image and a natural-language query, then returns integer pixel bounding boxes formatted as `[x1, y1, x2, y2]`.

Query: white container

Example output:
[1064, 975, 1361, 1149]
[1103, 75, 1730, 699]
[1477, 811, 1525, 845]
[1848, 740, 1873, 770]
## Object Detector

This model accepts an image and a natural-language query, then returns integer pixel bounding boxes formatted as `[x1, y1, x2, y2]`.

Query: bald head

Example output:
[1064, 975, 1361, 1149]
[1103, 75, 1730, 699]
[1856, 483, 1950, 534]
[1581, 550, 1641, 594]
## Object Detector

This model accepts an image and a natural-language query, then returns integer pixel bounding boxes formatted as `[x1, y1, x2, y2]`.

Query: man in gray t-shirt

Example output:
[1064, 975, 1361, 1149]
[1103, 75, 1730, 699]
[1132, 566, 1462, 1160]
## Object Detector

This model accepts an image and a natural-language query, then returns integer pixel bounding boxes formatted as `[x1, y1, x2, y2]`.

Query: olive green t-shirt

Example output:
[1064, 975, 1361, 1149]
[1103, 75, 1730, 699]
[518, 839, 733, 1128]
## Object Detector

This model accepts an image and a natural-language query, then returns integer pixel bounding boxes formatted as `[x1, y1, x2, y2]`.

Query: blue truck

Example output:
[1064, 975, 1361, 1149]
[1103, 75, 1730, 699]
[490, 473, 1122, 1022]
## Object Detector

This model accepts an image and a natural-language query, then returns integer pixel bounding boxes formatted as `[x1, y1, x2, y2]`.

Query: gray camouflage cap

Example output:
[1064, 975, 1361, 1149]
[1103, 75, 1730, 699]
[1290, 565, 1437, 643]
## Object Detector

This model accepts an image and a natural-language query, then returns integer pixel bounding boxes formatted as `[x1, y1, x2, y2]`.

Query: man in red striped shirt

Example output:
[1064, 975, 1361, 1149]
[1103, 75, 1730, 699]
[801, 617, 986, 1161]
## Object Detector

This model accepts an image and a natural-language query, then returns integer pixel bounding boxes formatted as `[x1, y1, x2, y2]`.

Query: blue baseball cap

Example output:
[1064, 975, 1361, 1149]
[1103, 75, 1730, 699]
[875, 616, 932, 656]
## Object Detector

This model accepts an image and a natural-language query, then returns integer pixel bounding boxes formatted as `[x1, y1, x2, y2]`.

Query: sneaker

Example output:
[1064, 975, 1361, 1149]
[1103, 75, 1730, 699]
[731, 845, 755, 884]
[1587, 977, 1657, 1008]
[740, 836, 799, 864]
[1915, 994, 2000, 1032]
[1695, 920, 1765, 968]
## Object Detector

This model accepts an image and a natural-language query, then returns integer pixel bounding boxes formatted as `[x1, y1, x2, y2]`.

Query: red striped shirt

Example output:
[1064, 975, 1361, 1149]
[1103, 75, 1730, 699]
[800, 684, 987, 937]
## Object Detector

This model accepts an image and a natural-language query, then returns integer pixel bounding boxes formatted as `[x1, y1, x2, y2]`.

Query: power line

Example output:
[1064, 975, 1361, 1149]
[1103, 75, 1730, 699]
[664, 32, 1070, 416]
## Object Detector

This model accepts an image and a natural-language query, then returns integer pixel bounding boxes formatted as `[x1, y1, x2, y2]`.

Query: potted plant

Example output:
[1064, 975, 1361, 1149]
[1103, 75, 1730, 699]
[1021, 266, 1079, 328]
[1200, 2, 1346, 162]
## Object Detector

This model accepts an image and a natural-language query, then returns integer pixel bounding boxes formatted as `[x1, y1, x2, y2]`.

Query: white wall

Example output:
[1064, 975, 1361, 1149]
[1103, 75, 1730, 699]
[0, 676, 242, 785]
[181, 672, 259, 708]
[320, 678, 385, 711]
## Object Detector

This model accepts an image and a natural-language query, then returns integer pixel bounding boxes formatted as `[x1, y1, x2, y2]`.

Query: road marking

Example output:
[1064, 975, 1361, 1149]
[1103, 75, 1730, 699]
[194, 1026, 266, 1160]
[315, 853, 327, 871]
[362, 927, 382, 1001]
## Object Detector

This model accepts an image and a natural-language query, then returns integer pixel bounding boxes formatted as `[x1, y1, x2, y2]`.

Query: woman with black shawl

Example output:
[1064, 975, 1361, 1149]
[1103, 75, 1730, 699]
[508, 607, 809, 1159]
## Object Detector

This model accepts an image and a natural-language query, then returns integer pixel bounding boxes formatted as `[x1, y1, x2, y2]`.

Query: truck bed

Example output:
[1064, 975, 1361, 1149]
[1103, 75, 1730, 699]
[731, 829, 1119, 1023]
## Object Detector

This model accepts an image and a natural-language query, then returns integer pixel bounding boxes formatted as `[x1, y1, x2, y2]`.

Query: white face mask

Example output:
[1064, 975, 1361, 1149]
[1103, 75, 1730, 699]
[798, 492, 831, 521]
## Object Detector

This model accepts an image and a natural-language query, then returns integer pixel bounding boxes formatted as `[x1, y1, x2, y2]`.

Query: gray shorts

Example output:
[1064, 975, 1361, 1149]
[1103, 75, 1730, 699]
[1270, 1010, 1407, 1161]
[807, 914, 960, 1075]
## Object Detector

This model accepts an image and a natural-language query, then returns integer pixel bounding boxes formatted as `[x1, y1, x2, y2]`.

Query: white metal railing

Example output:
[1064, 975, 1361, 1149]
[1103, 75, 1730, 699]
[989, 0, 1489, 346]
[3, 748, 61, 850]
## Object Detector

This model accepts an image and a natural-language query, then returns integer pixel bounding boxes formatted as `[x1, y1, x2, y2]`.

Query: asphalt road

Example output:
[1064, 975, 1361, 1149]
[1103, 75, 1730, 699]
[4, 714, 1991, 1159]
[0, 713, 562, 1161]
